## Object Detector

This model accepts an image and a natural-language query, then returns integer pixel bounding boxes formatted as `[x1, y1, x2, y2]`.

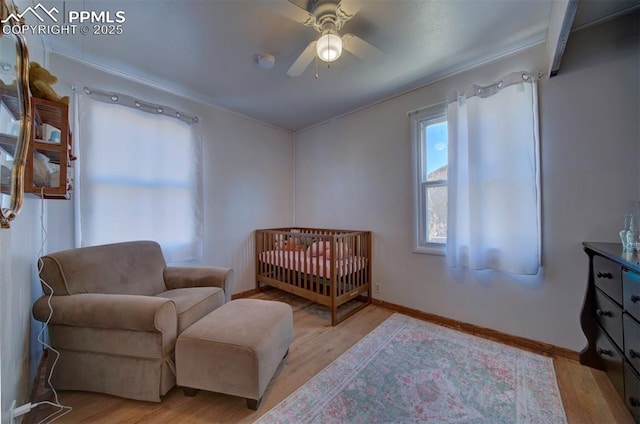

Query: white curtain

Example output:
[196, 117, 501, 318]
[75, 90, 203, 263]
[446, 72, 541, 275]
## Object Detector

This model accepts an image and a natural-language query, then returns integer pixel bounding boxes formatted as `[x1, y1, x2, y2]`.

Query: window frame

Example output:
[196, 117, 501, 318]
[411, 103, 448, 255]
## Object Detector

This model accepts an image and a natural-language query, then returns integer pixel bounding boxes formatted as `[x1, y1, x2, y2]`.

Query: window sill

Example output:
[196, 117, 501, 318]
[413, 245, 446, 256]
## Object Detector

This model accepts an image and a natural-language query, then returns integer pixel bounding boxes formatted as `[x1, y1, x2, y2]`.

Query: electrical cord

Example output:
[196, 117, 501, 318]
[33, 187, 72, 423]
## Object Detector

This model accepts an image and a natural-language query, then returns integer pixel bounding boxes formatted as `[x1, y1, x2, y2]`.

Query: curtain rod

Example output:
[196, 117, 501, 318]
[407, 102, 445, 117]
[407, 70, 543, 116]
[80, 86, 199, 124]
[461, 71, 542, 100]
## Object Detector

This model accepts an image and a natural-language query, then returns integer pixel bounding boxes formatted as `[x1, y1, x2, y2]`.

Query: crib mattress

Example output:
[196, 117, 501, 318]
[258, 250, 368, 279]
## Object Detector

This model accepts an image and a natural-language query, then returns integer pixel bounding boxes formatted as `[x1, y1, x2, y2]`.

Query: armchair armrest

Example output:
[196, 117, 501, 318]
[32, 293, 177, 334]
[164, 266, 233, 302]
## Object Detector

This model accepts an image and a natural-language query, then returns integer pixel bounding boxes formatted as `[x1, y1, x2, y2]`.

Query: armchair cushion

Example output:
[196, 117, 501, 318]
[39, 241, 167, 296]
[155, 287, 225, 333]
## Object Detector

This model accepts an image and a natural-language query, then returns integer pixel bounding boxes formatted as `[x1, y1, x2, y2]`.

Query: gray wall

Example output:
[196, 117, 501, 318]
[294, 13, 639, 351]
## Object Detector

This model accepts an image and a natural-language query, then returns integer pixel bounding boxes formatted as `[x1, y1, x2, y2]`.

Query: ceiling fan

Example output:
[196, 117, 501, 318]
[261, 0, 383, 76]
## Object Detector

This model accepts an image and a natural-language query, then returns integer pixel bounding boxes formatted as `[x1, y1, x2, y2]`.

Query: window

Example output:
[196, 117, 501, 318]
[76, 91, 203, 263]
[412, 104, 448, 254]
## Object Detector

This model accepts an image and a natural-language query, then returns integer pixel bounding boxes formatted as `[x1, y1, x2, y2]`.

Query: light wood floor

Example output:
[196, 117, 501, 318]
[30, 289, 633, 423]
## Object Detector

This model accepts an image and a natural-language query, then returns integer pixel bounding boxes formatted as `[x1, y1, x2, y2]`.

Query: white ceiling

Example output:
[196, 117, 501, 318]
[41, 0, 638, 131]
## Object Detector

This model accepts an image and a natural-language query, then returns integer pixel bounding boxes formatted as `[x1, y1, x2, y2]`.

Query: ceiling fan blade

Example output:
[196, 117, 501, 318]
[287, 41, 317, 76]
[258, 0, 315, 26]
[336, 0, 363, 22]
[342, 33, 384, 61]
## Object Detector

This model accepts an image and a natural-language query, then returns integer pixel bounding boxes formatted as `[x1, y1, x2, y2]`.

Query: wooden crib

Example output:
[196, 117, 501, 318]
[255, 228, 371, 325]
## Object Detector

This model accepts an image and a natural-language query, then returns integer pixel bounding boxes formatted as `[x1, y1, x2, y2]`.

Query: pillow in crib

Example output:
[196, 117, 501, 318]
[309, 241, 327, 257]
[325, 242, 352, 260]
[282, 240, 297, 251]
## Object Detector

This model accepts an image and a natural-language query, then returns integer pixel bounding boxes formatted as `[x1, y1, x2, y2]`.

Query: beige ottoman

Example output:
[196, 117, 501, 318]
[176, 299, 293, 409]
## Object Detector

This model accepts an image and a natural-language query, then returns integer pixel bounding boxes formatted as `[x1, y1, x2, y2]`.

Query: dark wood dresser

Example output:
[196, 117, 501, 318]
[582, 242, 640, 422]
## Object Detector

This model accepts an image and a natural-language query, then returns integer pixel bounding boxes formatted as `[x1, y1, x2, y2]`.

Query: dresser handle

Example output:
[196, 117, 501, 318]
[597, 271, 613, 279]
[630, 349, 640, 359]
[632, 295, 640, 303]
[596, 309, 612, 317]
[597, 347, 612, 356]
[630, 397, 640, 408]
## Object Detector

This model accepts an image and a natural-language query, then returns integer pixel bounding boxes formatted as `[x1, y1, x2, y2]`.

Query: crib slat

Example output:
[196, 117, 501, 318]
[269, 232, 274, 283]
[261, 232, 265, 279]
[344, 235, 348, 294]
[341, 237, 345, 296]
[352, 234, 357, 290]
[350, 235, 354, 292]
[345, 235, 349, 295]
[348, 235, 353, 294]
[302, 237, 310, 290]
[281, 234, 286, 285]
[359, 233, 362, 283]
[262, 232, 266, 278]
[293, 242, 297, 288]
[297, 243, 302, 288]
[358, 234, 362, 289]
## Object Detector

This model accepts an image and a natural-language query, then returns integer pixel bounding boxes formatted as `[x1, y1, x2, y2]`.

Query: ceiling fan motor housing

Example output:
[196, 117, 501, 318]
[311, 0, 343, 31]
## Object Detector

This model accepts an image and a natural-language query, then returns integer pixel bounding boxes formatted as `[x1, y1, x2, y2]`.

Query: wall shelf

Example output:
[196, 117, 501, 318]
[24, 97, 74, 199]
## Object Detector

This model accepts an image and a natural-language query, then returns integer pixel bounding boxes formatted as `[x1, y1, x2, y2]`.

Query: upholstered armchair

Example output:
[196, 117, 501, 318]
[32, 240, 233, 402]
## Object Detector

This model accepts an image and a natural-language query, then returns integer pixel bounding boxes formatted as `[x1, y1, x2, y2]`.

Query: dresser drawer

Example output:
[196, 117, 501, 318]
[624, 270, 640, 322]
[595, 328, 625, 398]
[624, 363, 640, 423]
[624, 313, 640, 373]
[595, 287, 624, 349]
[594, 255, 622, 305]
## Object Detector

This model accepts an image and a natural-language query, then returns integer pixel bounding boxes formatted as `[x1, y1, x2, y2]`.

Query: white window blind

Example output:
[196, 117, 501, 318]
[75, 91, 203, 263]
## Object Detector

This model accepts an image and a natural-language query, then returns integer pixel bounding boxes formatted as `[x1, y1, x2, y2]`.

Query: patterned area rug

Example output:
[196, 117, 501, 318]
[256, 313, 567, 424]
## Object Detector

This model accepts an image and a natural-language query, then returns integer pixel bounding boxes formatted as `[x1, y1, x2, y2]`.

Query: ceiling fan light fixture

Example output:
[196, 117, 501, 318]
[316, 29, 342, 62]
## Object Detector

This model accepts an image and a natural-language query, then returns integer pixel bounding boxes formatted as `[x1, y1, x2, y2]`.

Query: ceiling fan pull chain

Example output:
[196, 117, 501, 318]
[315, 55, 319, 79]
